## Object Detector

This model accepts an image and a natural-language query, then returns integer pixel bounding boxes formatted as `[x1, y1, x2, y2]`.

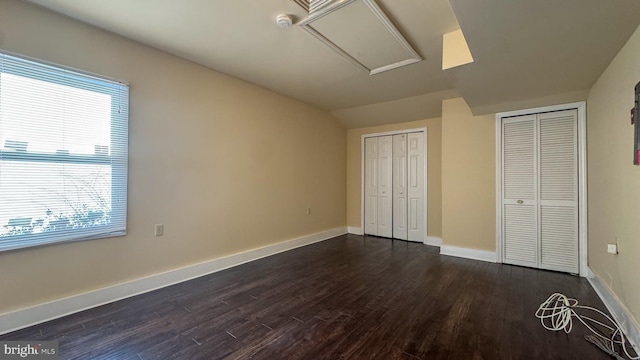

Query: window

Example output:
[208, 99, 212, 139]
[0, 52, 129, 252]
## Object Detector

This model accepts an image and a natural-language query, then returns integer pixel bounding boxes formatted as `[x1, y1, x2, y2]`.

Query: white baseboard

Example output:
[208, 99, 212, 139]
[347, 226, 363, 235]
[440, 245, 497, 263]
[587, 267, 640, 354]
[424, 237, 442, 247]
[0, 227, 347, 335]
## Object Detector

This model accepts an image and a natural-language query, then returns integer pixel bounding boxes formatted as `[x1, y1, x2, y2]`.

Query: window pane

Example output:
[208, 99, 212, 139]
[0, 73, 112, 155]
[0, 161, 112, 236]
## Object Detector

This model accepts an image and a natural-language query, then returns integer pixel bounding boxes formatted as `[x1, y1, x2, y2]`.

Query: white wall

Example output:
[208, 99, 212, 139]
[587, 23, 640, 329]
[0, 0, 346, 314]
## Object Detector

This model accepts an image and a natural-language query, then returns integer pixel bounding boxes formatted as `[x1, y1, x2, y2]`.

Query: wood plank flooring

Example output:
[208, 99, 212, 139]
[1, 235, 616, 359]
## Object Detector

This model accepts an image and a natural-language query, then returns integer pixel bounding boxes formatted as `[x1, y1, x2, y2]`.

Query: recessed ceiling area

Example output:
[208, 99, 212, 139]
[442, 29, 473, 70]
[24, 0, 640, 128]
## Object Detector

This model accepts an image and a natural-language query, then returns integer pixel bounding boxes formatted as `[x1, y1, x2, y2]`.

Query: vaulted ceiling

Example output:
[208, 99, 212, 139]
[26, 0, 640, 128]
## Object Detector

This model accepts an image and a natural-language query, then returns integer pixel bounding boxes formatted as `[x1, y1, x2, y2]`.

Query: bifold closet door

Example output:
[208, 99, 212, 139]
[377, 136, 393, 238]
[501, 110, 579, 274]
[392, 134, 408, 240]
[538, 110, 578, 274]
[407, 132, 425, 241]
[502, 114, 538, 268]
[364, 137, 378, 235]
[365, 133, 424, 240]
[364, 136, 393, 237]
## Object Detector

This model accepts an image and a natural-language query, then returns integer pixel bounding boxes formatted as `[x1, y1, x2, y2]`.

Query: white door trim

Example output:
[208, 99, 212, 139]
[495, 102, 588, 276]
[361, 128, 428, 241]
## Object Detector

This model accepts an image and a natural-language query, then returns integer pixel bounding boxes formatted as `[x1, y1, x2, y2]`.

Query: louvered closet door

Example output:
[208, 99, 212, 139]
[364, 137, 378, 236]
[392, 134, 408, 240]
[377, 136, 393, 238]
[538, 110, 578, 273]
[502, 115, 538, 268]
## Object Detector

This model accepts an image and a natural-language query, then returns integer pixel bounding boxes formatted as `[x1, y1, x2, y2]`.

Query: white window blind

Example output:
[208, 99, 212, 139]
[0, 52, 128, 252]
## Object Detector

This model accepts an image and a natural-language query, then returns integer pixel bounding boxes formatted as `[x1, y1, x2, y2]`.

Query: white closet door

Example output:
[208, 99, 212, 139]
[502, 115, 538, 268]
[538, 110, 578, 273]
[392, 134, 408, 240]
[364, 137, 378, 236]
[377, 136, 393, 238]
[407, 132, 425, 242]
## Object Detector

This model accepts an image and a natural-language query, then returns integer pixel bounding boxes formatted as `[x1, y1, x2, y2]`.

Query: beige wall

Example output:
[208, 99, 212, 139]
[0, 0, 346, 314]
[587, 24, 640, 326]
[441, 98, 496, 251]
[346, 118, 442, 237]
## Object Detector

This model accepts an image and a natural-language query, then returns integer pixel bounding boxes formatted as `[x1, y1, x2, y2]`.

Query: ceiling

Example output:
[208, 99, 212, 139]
[26, 0, 640, 128]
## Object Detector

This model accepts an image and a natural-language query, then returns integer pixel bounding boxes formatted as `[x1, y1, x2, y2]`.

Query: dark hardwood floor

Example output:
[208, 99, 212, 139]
[1, 235, 615, 359]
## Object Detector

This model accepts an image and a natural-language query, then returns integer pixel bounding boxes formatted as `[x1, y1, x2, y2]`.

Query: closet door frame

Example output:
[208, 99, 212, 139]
[495, 102, 587, 276]
[360, 128, 428, 242]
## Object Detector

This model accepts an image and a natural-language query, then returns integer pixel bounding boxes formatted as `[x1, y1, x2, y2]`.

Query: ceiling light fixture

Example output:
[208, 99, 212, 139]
[276, 14, 294, 29]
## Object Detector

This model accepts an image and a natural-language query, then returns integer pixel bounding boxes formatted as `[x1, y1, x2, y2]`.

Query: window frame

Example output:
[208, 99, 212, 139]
[0, 51, 129, 252]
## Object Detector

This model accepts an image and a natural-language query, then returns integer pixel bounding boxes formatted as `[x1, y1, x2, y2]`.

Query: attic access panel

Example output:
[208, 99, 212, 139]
[296, 0, 422, 75]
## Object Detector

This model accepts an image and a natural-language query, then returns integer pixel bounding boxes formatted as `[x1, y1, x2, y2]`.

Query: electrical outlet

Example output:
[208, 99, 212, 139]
[155, 224, 164, 236]
[607, 243, 618, 254]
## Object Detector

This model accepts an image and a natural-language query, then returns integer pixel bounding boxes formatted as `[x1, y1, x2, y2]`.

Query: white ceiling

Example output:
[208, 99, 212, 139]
[26, 0, 640, 128]
[447, 0, 640, 115]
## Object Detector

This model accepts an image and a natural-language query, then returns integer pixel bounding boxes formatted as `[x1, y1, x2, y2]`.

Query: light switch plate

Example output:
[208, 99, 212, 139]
[155, 224, 164, 236]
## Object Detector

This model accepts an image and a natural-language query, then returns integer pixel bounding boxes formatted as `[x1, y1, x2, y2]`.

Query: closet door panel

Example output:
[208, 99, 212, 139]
[538, 110, 578, 273]
[377, 136, 393, 238]
[502, 115, 538, 267]
[540, 206, 578, 273]
[364, 137, 378, 235]
[392, 134, 408, 240]
[503, 115, 537, 201]
[504, 204, 538, 267]
[407, 132, 424, 242]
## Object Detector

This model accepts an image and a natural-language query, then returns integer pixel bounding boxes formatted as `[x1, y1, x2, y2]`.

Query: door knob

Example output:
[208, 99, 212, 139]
[517, 200, 524, 204]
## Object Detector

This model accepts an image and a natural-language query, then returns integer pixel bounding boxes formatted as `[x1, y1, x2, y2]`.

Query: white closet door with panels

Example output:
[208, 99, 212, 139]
[377, 136, 393, 238]
[501, 109, 579, 274]
[364, 131, 425, 241]
[393, 134, 408, 240]
[364, 137, 378, 236]
[407, 132, 425, 242]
